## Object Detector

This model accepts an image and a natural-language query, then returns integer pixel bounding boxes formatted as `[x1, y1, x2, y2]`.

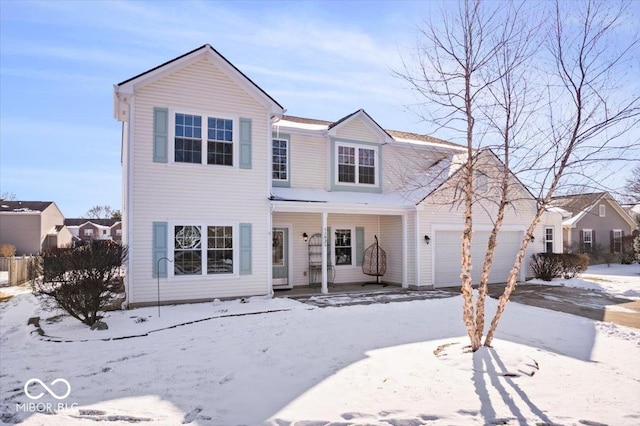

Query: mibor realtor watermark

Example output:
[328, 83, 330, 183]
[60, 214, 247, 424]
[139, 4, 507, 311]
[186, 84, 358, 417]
[16, 378, 78, 413]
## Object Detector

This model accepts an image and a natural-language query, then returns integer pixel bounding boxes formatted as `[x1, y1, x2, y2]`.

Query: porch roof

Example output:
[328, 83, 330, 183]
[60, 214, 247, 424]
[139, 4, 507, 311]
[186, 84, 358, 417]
[270, 187, 416, 214]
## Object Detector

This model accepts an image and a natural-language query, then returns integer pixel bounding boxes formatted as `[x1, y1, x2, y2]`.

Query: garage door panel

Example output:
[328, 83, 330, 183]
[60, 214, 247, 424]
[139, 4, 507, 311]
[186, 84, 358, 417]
[434, 230, 521, 288]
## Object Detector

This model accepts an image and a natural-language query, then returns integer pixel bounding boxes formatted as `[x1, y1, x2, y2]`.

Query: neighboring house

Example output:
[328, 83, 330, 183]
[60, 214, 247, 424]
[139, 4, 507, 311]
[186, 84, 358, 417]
[113, 44, 562, 307]
[0, 201, 73, 255]
[64, 218, 123, 244]
[551, 192, 637, 254]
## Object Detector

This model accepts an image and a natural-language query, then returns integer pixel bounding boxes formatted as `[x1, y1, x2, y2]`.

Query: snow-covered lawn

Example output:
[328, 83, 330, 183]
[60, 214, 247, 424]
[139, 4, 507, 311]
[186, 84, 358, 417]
[1, 266, 639, 425]
[531, 263, 640, 299]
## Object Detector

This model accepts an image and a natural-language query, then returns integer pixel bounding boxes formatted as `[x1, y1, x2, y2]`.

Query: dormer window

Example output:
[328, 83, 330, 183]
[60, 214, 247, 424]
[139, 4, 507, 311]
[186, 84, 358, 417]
[335, 142, 378, 187]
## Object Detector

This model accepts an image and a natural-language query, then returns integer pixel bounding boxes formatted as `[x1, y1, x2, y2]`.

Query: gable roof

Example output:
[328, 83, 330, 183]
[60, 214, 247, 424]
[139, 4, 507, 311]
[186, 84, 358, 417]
[550, 192, 606, 216]
[551, 192, 637, 228]
[279, 114, 465, 150]
[328, 109, 394, 141]
[114, 44, 284, 116]
[0, 201, 54, 213]
[64, 218, 120, 227]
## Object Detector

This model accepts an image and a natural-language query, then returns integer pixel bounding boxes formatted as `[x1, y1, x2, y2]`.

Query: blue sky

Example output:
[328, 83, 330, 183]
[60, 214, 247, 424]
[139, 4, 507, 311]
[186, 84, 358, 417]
[1, 0, 638, 217]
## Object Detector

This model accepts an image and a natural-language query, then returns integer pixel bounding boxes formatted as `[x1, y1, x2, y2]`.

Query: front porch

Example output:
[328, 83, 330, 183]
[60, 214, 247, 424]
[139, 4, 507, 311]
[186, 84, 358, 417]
[270, 194, 417, 294]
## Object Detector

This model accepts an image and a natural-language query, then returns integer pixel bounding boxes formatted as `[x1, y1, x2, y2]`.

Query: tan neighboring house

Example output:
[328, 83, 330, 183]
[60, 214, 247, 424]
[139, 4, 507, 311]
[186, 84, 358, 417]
[0, 201, 73, 255]
[64, 218, 123, 244]
[551, 192, 637, 254]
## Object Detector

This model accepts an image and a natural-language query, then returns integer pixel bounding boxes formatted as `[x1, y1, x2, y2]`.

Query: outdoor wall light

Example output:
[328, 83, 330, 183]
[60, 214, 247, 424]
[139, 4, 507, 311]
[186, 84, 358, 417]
[303, 232, 309, 242]
[424, 235, 430, 244]
[531, 235, 535, 243]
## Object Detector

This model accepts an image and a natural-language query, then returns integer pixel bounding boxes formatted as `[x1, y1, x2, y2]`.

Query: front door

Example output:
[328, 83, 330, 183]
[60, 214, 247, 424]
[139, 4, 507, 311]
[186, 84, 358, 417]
[272, 228, 289, 288]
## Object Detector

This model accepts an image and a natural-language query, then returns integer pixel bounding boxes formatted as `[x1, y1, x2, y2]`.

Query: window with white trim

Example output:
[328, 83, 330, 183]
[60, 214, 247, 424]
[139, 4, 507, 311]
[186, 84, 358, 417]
[599, 204, 605, 217]
[84, 229, 93, 237]
[334, 229, 353, 266]
[174, 113, 233, 166]
[544, 227, 554, 254]
[173, 225, 234, 276]
[336, 143, 377, 186]
[272, 138, 288, 181]
[116, 229, 122, 236]
[583, 229, 592, 252]
[612, 229, 622, 253]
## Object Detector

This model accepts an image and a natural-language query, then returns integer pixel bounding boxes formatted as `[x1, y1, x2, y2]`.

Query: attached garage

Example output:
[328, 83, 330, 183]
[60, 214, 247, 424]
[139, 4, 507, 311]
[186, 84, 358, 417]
[433, 230, 523, 288]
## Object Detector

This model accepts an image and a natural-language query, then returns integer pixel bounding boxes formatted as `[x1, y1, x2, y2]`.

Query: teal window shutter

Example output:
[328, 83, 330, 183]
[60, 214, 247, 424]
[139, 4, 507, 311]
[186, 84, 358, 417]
[153, 107, 169, 163]
[239, 223, 252, 275]
[356, 227, 365, 266]
[152, 222, 168, 278]
[239, 118, 252, 169]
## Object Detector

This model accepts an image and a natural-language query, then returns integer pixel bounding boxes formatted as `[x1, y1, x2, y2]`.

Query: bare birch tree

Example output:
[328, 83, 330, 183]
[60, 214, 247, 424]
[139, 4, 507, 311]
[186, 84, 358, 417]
[399, 0, 640, 351]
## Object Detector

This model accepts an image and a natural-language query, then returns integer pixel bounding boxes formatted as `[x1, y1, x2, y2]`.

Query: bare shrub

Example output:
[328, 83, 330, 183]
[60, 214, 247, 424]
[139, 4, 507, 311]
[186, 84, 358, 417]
[530, 253, 562, 281]
[0, 243, 16, 257]
[29, 240, 127, 326]
[560, 253, 589, 279]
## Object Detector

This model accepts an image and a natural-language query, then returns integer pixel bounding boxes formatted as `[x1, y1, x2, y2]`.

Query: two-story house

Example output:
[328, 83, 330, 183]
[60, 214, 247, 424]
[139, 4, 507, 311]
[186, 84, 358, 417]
[113, 44, 562, 307]
[64, 218, 123, 244]
[0, 201, 73, 255]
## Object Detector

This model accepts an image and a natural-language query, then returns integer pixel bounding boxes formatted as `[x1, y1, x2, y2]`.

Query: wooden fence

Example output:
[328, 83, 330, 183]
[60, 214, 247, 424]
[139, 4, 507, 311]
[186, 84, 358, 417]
[0, 256, 33, 286]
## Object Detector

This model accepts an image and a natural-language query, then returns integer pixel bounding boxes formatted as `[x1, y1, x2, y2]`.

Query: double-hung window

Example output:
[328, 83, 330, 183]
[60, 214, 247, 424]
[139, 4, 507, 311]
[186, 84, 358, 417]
[174, 225, 234, 276]
[334, 229, 353, 266]
[544, 227, 554, 254]
[336, 143, 377, 186]
[612, 229, 622, 253]
[272, 138, 288, 181]
[174, 113, 233, 166]
[175, 114, 202, 163]
[583, 229, 593, 253]
[207, 118, 233, 166]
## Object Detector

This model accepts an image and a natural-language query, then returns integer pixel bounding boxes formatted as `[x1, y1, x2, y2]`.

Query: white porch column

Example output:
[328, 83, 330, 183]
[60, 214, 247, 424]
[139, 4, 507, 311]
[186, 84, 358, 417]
[321, 211, 328, 294]
[402, 214, 408, 288]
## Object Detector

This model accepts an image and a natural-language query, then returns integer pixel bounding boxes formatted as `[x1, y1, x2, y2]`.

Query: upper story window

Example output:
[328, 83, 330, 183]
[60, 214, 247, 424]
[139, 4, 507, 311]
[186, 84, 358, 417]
[174, 113, 233, 166]
[336, 143, 377, 186]
[175, 113, 202, 164]
[272, 138, 288, 181]
[84, 229, 93, 237]
[544, 227, 554, 254]
[207, 118, 233, 166]
[116, 229, 122, 236]
[599, 204, 606, 217]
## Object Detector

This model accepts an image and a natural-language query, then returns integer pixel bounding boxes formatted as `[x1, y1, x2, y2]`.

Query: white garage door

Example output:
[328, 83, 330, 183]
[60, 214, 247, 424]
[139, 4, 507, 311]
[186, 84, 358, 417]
[434, 230, 522, 288]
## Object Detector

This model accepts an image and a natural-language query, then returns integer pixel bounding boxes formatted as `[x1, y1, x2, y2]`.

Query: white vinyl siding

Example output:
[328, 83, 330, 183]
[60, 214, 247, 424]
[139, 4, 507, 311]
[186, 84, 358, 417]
[271, 212, 403, 287]
[334, 117, 381, 143]
[288, 133, 325, 190]
[128, 58, 270, 305]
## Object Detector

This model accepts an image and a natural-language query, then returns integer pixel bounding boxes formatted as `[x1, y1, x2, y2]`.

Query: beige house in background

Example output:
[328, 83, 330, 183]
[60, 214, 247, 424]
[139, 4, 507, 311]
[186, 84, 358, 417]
[0, 201, 73, 255]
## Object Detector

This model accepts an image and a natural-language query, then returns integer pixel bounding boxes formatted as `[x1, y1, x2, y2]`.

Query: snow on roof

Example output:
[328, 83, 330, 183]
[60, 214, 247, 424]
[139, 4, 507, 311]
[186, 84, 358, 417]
[272, 157, 459, 208]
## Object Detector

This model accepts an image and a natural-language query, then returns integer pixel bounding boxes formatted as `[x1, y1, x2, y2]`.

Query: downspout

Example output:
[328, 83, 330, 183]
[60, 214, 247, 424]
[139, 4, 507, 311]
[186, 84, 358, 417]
[414, 204, 420, 288]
